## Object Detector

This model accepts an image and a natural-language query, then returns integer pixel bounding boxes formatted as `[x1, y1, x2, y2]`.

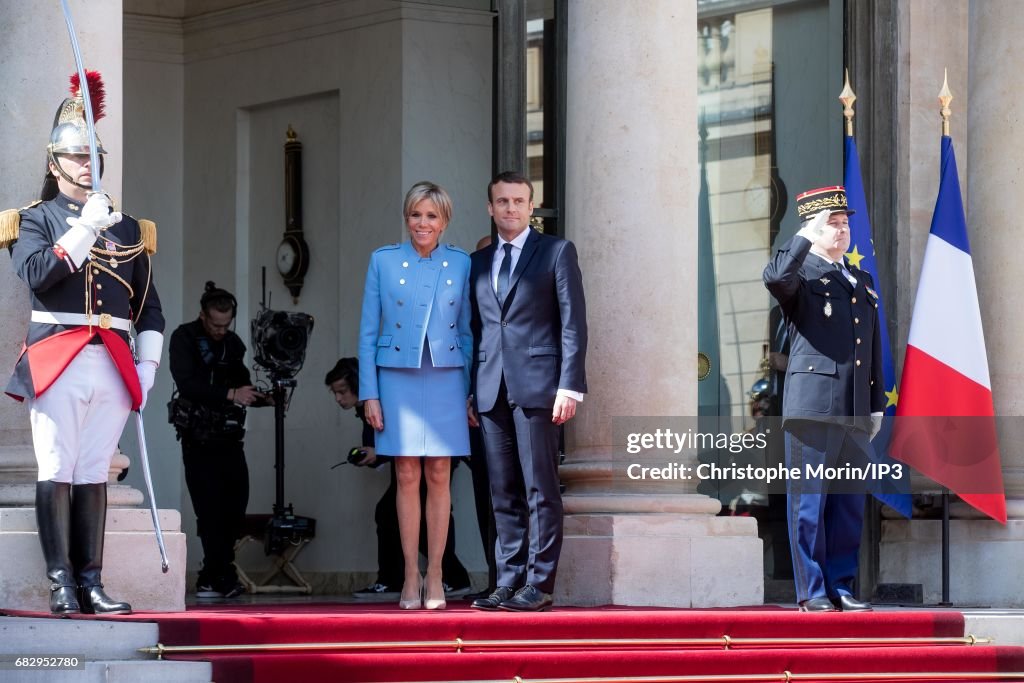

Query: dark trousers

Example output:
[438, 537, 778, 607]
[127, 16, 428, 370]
[479, 381, 562, 594]
[785, 422, 869, 603]
[374, 460, 470, 589]
[182, 438, 249, 584]
[468, 425, 497, 589]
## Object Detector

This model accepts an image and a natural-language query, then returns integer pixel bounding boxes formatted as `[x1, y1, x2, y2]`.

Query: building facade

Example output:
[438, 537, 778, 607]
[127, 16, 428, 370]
[0, 0, 1020, 608]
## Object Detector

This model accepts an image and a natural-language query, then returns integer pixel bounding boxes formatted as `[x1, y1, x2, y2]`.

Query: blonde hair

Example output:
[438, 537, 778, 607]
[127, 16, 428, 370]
[403, 181, 453, 226]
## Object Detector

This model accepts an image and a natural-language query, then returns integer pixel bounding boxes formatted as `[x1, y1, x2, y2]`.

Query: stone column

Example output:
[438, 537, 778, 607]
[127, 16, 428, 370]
[557, 0, 762, 607]
[879, 0, 1024, 607]
[966, 0, 1024, 515]
[0, 0, 184, 611]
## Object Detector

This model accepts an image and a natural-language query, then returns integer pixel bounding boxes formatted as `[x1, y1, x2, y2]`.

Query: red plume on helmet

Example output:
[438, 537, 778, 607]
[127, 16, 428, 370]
[69, 70, 105, 122]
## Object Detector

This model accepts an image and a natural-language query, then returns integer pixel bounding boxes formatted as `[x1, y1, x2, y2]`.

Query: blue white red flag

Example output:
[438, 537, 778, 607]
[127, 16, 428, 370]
[892, 136, 1006, 523]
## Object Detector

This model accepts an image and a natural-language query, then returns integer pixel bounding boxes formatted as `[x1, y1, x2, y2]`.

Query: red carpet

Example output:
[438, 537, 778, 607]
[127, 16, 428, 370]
[7, 603, 1024, 682]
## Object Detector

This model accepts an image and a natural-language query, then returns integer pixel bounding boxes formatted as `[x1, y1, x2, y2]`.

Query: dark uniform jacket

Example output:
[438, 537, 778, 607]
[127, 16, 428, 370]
[763, 234, 884, 431]
[6, 193, 163, 402]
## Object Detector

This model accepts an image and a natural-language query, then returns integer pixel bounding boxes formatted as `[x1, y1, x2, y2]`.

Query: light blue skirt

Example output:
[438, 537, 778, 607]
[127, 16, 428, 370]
[375, 350, 470, 457]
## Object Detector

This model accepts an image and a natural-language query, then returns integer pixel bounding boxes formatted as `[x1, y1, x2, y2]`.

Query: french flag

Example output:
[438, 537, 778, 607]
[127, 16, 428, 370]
[891, 136, 1006, 524]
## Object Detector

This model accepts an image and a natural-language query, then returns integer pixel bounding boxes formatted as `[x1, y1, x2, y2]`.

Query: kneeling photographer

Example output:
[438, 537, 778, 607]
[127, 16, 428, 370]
[169, 282, 266, 599]
[325, 358, 471, 599]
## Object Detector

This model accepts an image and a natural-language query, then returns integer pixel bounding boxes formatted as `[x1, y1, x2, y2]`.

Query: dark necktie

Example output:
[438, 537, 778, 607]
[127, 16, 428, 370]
[835, 261, 855, 286]
[497, 243, 513, 304]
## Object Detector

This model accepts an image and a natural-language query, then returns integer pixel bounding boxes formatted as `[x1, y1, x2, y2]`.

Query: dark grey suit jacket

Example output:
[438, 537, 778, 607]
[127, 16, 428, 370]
[470, 228, 587, 413]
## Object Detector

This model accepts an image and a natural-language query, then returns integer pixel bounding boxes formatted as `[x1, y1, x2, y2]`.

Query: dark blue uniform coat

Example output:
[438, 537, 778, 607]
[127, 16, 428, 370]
[6, 193, 163, 405]
[763, 233, 884, 604]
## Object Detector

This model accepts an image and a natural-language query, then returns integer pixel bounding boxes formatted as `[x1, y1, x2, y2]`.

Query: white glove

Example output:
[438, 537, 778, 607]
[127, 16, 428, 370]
[796, 209, 831, 243]
[870, 412, 883, 441]
[66, 192, 122, 235]
[136, 361, 157, 411]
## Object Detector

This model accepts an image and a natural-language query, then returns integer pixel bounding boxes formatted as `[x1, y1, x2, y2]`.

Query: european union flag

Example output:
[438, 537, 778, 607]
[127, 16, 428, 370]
[844, 134, 912, 517]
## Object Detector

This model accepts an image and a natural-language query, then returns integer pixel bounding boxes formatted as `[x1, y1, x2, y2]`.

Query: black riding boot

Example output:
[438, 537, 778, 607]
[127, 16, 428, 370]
[70, 483, 131, 615]
[35, 481, 80, 614]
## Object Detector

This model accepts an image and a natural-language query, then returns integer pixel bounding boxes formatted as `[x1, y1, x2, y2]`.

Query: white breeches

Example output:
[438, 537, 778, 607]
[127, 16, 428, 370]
[29, 345, 132, 484]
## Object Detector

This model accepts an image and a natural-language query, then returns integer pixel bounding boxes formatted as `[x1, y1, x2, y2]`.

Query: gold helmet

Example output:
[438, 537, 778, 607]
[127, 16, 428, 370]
[47, 71, 106, 189]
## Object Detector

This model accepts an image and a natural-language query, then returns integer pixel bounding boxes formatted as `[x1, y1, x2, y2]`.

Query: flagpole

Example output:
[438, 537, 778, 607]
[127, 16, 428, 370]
[941, 489, 951, 606]
[937, 70, 954, 607]
[839, 68, 856, 137]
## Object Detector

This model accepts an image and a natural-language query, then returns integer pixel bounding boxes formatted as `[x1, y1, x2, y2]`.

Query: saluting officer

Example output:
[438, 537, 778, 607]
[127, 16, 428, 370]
[763, 186, 883, 613]
[0, 73, 163, 615]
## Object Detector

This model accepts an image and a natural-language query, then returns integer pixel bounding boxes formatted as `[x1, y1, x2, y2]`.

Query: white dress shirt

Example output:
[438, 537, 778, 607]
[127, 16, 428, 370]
[491, 227, 531, 293]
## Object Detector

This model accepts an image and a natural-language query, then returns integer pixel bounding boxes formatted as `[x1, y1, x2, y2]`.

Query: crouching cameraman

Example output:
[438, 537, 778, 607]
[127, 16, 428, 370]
[170, 282, 266, 599]
[325, 358, 471, 599]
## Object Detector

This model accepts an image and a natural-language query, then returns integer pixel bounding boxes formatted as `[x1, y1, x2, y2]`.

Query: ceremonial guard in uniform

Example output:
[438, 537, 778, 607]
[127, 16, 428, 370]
[1, 73, 163, 615]
[763, 186, 883, 613]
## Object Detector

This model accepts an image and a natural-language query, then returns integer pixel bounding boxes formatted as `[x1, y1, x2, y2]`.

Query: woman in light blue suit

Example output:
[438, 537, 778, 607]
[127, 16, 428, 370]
[358, 181, 472, 610]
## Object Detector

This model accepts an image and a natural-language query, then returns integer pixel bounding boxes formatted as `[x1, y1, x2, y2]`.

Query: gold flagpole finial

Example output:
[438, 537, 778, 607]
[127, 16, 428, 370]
[839, 68, 857, 137]
[938, 68, 953, 137]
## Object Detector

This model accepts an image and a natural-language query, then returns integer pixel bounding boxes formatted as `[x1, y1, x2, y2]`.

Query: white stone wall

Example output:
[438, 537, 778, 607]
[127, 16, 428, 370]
[125, 0, 493, 580]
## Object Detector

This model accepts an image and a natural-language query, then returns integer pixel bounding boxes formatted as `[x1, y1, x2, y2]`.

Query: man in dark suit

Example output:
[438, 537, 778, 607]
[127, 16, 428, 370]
[763, 186, 884, 613]
[469, 171, 587, 612]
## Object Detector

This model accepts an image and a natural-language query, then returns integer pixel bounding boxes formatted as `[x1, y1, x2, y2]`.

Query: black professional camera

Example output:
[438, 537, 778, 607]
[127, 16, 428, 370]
[251, 308, 314, 379]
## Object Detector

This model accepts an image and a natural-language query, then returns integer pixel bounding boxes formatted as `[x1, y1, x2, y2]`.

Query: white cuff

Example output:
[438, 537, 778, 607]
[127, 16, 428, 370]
[135, 330, 164, 365]
[55, 224, 96, 269]
[557, 388, 584, 402]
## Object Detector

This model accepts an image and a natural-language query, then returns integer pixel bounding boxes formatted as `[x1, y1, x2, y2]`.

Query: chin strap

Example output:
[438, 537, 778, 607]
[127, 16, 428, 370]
[48, 151, 103, 191]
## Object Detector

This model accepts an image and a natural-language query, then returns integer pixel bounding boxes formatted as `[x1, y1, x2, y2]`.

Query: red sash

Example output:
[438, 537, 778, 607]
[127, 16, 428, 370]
[25, 328, 142, 409]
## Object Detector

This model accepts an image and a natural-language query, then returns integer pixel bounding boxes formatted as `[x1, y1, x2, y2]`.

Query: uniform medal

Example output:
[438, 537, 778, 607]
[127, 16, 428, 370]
[823, 301, 832, 318]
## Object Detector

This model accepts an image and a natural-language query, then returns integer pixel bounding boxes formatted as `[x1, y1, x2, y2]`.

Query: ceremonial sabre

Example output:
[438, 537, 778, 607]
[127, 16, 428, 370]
[59, 0, 102, 194]
[60, 0, 169, 572]
[135, 411, 170, 573]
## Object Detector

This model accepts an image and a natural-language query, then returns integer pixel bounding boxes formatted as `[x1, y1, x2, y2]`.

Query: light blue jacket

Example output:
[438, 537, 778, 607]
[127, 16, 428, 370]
[358, 241, 472, 400]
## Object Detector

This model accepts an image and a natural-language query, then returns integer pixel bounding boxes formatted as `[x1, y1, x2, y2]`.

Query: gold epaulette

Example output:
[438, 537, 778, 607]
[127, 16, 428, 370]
[138, 219, 157, 255]
[0, 200, 42, 249]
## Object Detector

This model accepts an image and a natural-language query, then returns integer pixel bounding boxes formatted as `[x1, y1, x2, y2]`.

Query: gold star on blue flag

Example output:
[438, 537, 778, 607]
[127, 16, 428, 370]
[845, 132, 911, 517]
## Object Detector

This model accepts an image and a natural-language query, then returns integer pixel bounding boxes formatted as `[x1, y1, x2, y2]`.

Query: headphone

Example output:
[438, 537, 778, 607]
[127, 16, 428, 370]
[200, 281, 238, 319]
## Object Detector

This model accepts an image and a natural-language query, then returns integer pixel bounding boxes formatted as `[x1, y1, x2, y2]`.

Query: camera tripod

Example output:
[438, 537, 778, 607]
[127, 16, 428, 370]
[236, 376, 317, 594]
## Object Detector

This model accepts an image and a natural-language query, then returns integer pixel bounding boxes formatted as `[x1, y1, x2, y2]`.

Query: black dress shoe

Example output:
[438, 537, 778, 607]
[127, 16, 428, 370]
[498, 585, 553, 612]
[464, 587, 496, 601]
[798, 596, 838, 612]
[78, 585, 131, 615]
[833, 594, 873, 612]
[471, 586, 516, 611]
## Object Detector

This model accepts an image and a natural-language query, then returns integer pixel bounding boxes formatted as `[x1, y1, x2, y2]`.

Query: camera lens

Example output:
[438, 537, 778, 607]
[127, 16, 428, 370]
[251, 309, 314, 378]
[277, 326, 307, 352]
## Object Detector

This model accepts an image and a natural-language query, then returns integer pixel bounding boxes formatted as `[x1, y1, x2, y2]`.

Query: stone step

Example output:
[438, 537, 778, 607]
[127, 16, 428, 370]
[0, 617, 210, 682]
[0, 506, 186, 612]
[964, 611, 1024, 646]
[0, 660, 210, 683]
[0, 616, 156, 660]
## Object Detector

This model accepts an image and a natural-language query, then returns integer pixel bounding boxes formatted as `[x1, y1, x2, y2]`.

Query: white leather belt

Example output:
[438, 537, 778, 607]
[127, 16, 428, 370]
[31, 311, 132, 332]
